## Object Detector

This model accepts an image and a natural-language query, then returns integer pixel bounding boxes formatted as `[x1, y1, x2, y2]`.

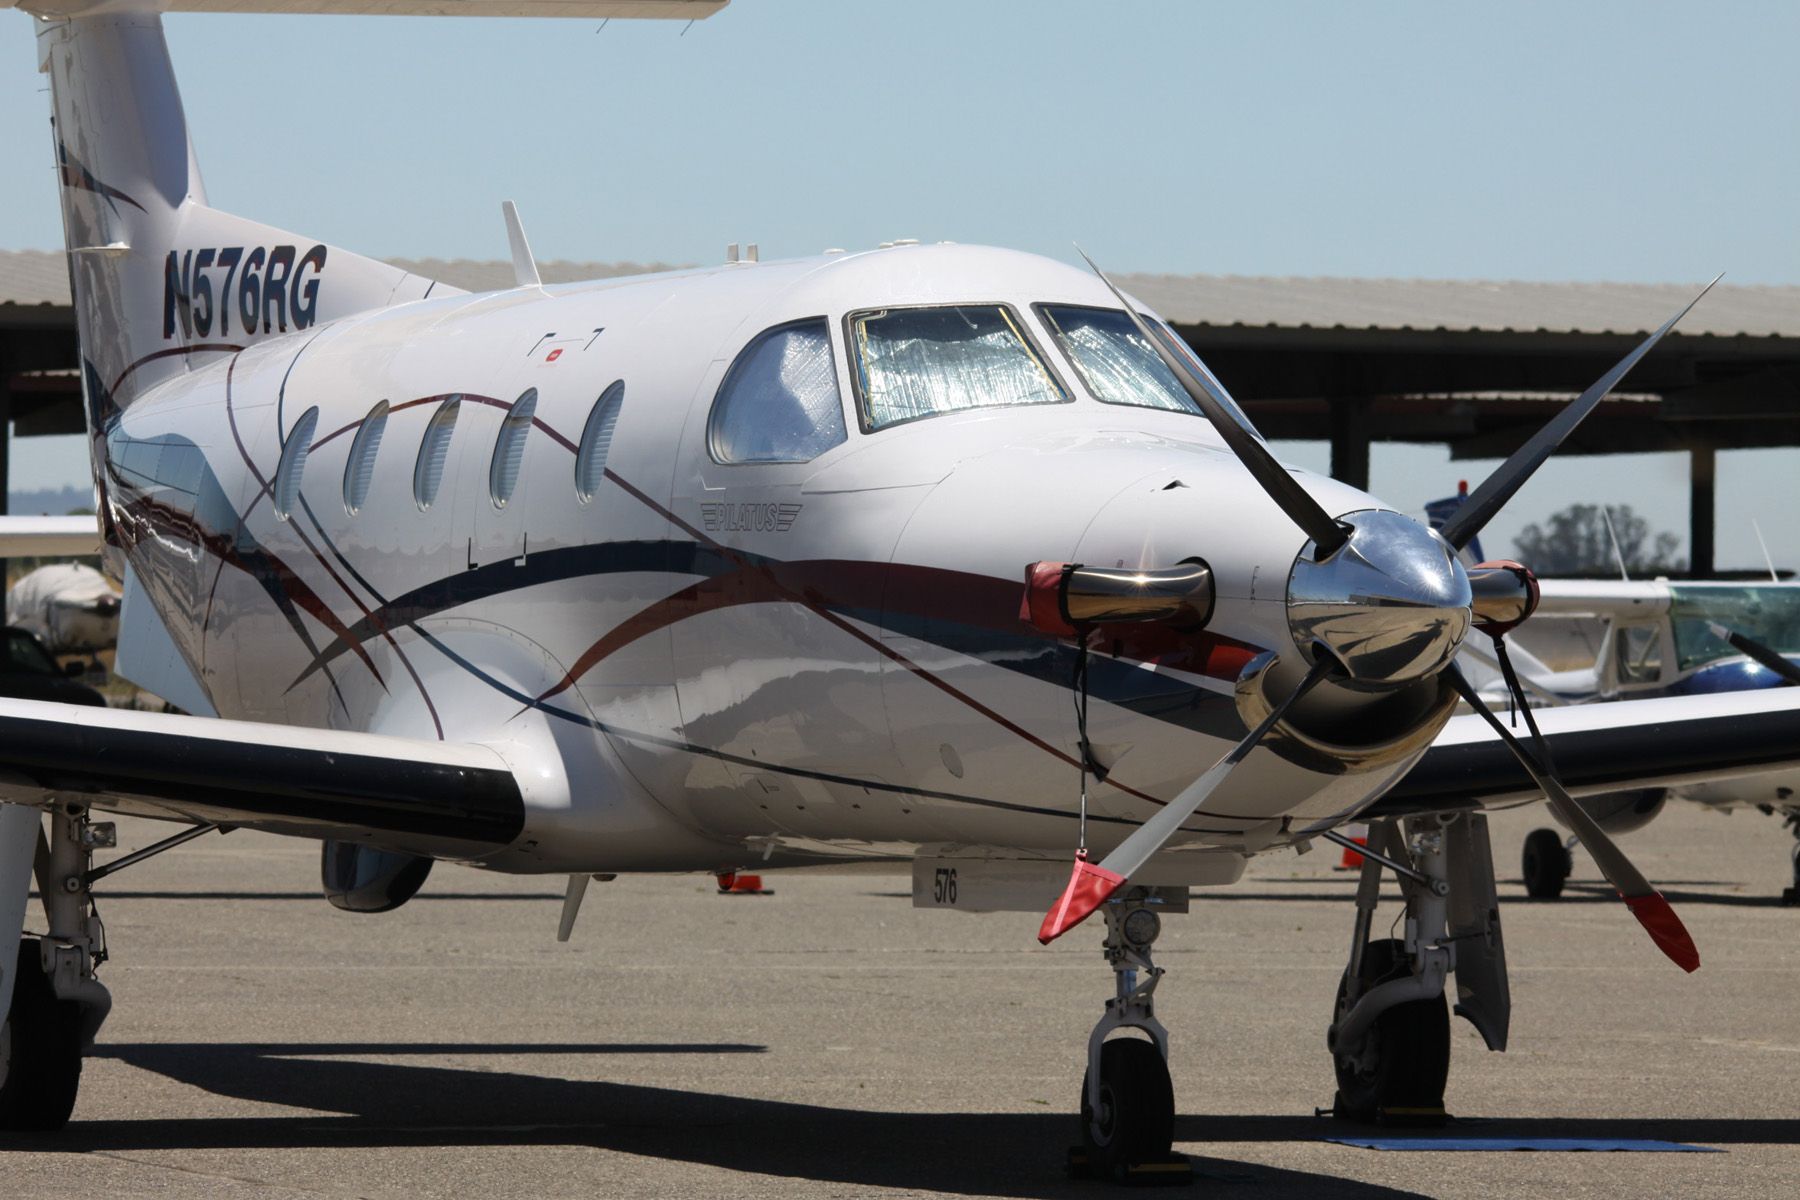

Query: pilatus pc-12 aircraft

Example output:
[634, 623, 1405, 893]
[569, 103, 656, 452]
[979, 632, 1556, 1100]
[5, 0, 1800, 1171]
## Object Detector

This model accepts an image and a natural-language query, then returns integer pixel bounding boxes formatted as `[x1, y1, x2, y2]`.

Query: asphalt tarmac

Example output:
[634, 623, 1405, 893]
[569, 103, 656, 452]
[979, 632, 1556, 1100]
[2, 799, 1797, 1199]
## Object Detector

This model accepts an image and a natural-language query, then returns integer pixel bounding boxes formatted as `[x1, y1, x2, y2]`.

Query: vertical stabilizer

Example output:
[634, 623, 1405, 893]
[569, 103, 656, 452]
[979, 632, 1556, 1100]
[37, 11, 449, 426]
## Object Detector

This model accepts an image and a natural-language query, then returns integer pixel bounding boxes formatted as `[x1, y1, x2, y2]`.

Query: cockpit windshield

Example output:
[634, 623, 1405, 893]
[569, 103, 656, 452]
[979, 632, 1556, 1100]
[1038, 304, 1261, 436]
[1669, 585, 1800, 670]
[1038, 305, 1196, 414]
[847, 304, 1069, 431]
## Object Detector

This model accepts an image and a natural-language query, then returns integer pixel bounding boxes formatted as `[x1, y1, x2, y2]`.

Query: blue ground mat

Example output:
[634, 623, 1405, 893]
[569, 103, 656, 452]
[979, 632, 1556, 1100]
[1326, 1136, 1721, 1153]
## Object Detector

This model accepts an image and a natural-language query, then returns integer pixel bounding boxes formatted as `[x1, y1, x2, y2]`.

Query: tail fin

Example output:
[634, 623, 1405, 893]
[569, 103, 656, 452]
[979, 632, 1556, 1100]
[38, 11, 446, 422]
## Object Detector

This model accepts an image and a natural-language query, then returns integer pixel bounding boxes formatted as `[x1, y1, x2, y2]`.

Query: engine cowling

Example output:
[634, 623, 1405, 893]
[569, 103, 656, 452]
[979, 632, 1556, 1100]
[1567, 789, 1668, 837]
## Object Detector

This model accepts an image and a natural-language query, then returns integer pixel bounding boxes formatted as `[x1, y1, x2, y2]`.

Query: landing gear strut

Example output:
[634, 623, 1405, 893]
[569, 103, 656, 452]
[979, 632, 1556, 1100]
[1, 805, 114, 1131]
[1327, 814, 1510, 1124]
[1076, 888, 1180, 1173]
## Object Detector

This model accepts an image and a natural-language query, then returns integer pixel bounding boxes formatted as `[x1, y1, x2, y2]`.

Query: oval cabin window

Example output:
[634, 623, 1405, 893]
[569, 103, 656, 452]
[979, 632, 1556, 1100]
[489, 388, 537, 509]
[273, 406, 319, 522]
[342, 400, 388, 515]
[413, 396, 460, 511]
[575, 381, 624, 503]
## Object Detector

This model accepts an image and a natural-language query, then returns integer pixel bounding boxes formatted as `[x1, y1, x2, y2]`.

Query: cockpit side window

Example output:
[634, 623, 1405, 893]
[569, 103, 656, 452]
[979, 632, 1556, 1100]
[710, 319, 847, 464]
[847, 303, 1068, 432]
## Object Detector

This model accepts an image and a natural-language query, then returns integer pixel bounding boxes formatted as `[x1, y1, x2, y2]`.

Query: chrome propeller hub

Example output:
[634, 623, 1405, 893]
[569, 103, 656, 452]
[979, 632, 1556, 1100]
[1286, 509, 1472, 686]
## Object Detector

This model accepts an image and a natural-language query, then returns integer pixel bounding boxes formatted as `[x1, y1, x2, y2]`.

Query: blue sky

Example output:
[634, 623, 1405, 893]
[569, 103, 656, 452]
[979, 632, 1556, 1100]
[3, 2, 1797, 565]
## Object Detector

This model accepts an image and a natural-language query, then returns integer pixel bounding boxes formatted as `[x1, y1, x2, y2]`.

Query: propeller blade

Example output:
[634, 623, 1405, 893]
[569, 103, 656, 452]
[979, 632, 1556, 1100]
[1038, 657, 1334, 943]
[1445, 662, 1698, 972]
[1709, 622, 1800, 687]
[1438, 275, 1722, 552]
[1075, 248, 1348, 558]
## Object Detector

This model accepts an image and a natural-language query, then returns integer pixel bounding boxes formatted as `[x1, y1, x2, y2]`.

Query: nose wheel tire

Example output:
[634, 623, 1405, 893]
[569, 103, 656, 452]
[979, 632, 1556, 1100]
[0, 938, 84, 1131]
[1521, 827, 1572, 899]
[1080, 1036, 1175, 1170]
[1331, 938, 1450, 1123]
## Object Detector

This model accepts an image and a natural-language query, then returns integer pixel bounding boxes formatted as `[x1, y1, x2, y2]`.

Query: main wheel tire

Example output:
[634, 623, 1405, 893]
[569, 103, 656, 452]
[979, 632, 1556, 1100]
[1522, 827, 1572, 899]
[1332, 938, 1450, 1123]
[1080, 1037, 1175, 1170]
[0, 937, 84, 1131]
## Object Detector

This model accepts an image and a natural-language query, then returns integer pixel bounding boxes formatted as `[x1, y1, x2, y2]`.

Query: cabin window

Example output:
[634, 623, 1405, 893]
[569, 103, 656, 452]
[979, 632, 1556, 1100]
[413, 396, 460, 511]
[710, 319, 846, 463]
[847, 303, 1067, 432]
[342, 400, 388, 515]
[273, 406, 319, 522]
[575, 381, 624, 502]
[489, 388, 537, 508]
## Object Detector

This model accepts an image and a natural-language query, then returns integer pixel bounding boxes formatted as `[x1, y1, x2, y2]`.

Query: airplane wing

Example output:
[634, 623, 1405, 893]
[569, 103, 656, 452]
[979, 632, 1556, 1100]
[1367, 687, 1800, 819]
[0, 698, 521, 860]
[0, 515, 102, 559]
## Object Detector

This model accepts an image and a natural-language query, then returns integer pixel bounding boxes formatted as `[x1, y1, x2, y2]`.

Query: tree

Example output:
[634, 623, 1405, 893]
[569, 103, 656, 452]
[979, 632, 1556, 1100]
[1511, 503, 1686, 577]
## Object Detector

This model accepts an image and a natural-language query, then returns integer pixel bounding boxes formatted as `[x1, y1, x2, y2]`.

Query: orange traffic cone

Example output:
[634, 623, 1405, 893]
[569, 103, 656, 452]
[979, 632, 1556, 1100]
[716, 871, 771, 895]
[1335, 823, 1369, 870]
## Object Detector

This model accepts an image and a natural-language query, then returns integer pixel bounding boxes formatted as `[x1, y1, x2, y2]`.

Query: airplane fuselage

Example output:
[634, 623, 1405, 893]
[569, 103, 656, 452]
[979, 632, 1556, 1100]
[103, 244, 1448, 876]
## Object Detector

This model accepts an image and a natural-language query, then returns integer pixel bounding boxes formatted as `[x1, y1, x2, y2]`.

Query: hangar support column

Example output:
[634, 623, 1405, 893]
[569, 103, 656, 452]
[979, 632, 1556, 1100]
[1689, 443, 1714, 578]
[1329, 397, 1372, 491]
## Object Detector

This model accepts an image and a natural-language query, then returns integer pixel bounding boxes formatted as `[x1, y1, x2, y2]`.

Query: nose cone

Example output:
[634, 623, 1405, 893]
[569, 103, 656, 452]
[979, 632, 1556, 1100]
[1286, 509, 1472, 685]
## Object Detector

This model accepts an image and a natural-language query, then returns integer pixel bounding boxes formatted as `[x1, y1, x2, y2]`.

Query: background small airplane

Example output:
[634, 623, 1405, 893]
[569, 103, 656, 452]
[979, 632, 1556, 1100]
[6, 561, 121, 657]
[1456, 575, 1800, 903]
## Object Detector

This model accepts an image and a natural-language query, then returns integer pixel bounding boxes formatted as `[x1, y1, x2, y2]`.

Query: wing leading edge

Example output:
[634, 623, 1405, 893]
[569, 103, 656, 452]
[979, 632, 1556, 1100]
[1368, 687, 1800, 819]
[0, 698, 522, 859]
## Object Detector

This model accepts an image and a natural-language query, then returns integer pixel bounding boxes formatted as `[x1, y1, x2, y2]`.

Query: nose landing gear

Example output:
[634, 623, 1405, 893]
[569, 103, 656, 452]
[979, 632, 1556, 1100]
[1067, 888, 1191, 1183]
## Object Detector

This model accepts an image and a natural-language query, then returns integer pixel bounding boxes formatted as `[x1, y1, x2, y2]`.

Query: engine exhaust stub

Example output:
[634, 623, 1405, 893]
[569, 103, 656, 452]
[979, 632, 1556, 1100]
[1020, 560, 1214, 637]
[1468, 560, 1539, 637]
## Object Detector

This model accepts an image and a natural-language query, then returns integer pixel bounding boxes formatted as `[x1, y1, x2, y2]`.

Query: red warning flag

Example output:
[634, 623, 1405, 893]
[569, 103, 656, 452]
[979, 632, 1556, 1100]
[1037, 850, 1125, 945]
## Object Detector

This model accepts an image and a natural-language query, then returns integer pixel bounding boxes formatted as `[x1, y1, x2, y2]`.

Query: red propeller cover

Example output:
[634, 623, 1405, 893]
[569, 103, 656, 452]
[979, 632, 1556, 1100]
[1623, 892, 1700, 973]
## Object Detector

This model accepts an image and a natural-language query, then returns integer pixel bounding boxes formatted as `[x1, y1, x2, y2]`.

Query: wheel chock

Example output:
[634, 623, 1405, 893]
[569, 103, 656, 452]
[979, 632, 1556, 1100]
[1065, 1146, 1194, 1186]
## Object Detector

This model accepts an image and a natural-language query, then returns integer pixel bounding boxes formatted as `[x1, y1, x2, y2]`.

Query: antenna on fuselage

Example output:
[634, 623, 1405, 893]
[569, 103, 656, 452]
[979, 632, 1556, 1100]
[501, 200, 542, 289]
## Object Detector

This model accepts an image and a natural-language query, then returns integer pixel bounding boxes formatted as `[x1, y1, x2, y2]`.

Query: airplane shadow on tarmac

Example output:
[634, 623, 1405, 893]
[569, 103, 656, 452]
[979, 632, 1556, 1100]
[0, 1041, 1463, 1198]
[1180, 881, 1794, 907]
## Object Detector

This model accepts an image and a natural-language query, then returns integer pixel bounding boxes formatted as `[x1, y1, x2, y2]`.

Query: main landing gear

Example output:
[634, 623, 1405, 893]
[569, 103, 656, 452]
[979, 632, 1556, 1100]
[1326, 814, 1510, 1125]
[1521, 827, 1574, 899]
[1, 804, 116, 1131]
[1070, 887, 1186, 1180]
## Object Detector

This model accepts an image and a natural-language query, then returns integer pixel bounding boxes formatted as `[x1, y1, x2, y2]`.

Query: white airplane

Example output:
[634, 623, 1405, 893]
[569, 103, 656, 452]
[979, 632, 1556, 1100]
[6, 562, 122, 656]
[1458, 578, 1800, 902]
[5, 0, 1799, 1170]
